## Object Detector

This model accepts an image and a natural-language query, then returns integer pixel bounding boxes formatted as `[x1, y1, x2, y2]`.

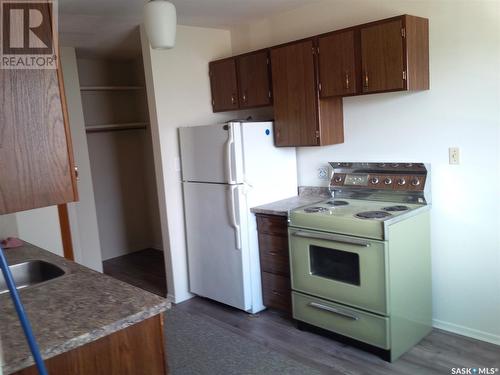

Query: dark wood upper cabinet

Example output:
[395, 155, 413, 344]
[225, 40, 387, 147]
[0, 66, 78, 215]
[361, 15, 429, 94]
[361, 19, 405, 93]
[271, 40, 344, 147]
[208, 14, 428, 146]
[318, 30, 359, 97]
[209, 58, 239, 112]
[237, 50, 272, 108]
[271, 40, 319, 147]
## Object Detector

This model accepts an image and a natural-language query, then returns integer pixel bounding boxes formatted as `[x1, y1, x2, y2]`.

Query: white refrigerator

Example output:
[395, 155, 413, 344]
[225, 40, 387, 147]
[179, 121, 297, 313]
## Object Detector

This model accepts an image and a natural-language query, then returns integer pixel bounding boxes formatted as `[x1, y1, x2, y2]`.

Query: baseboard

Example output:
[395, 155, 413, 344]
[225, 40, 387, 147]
[433, 319, 500, 346]
[166, 294, 176, 304]
[167, 292, 194, 305]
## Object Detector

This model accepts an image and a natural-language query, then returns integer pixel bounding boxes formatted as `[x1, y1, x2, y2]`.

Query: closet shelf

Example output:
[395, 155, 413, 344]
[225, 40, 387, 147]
[85, 122, 149, 133]
[80, 86, 145, 92]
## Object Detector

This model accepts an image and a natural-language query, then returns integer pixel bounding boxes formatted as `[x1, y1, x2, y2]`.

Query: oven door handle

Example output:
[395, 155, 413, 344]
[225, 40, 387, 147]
[308, 302, 360, 321]
[291, 231, 371, 247]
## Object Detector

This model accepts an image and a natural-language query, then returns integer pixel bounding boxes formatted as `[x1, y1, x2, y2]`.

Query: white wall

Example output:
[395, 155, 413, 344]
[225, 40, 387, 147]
[0, 208, 63, 256]
[230, 0, 500, 344]
[86, 131, 160, 260]
[141, 25, 269, 303]
[15, 207, 64, 257]
[0, 214, 18, 239]
[60, 47, 103, 272]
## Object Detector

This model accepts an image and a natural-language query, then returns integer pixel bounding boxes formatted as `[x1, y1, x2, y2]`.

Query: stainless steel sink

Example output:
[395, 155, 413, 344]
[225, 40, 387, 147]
[0, 260, 65, 295]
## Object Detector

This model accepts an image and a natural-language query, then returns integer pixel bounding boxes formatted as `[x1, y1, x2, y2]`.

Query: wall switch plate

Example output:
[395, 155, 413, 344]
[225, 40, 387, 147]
[449, 147, 460, 165]
[318, 167, 329, 180]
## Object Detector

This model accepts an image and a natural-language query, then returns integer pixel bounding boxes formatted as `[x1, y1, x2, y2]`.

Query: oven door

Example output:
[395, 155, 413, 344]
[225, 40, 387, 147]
[289, 228, 388, 315]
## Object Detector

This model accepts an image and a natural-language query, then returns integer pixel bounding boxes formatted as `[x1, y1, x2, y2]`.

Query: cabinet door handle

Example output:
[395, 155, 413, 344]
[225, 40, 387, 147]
[74, 166, 79, 181]
[242, 91, 247, 103]
[345, 72, 350, 90]
[231, 95, 236, 105]
[269, 251, 278, 256]
[272, 290, 283, 297]
[364, 72, 369, 88]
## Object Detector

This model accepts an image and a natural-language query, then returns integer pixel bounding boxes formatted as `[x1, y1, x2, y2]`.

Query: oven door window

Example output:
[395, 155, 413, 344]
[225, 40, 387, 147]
[309, 245, 360, 286]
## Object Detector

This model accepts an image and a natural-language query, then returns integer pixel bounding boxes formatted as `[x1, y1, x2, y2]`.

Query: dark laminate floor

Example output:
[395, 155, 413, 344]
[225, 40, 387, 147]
[175, 297, 500, 375]
[102, 249, 167, 297]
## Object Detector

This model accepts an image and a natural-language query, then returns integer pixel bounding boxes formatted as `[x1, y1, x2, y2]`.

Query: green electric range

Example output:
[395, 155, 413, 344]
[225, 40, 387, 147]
[288, 162, 432, 362]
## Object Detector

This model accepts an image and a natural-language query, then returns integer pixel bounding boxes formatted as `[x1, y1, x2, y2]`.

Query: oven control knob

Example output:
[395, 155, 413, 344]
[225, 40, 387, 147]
[334, 176, 343, 183]
[397, 178, 407, 186]
[411, 178, 421, 187]
[384, 177, 393, 185]
[370, 177, 379, 185]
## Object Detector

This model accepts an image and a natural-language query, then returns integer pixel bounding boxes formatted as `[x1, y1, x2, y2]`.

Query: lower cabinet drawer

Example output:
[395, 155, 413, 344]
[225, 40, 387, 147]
[292, 292, 390, 349]
[259, 233, 290, 276]
[262, 272, 291, 313]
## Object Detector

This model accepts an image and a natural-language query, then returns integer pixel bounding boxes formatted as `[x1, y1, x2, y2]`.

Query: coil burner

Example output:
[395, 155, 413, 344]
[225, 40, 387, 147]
[383, 205, 410, 212]
[355, 211, 392, 219]
[304, 207, 329, 213]
[326, 200, 349, 207]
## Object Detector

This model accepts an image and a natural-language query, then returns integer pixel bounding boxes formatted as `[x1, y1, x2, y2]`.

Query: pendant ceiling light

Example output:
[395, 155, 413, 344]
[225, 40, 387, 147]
[144, 0, 177, 49]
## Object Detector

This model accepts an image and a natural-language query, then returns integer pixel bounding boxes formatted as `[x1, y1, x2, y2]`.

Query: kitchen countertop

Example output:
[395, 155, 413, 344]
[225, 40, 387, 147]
[0, 243, 170, 374]
[250, 187, 331, 217]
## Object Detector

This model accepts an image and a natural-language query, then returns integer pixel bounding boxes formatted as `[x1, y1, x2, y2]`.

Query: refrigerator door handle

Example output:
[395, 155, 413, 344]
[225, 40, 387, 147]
[228, 185, 242, 250]
[225, 124, 236, 184]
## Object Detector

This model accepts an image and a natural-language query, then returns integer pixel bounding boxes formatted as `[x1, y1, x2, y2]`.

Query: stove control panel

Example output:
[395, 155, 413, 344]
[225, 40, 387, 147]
[329, 162, 429, 202]
[331, 173, 426, 192]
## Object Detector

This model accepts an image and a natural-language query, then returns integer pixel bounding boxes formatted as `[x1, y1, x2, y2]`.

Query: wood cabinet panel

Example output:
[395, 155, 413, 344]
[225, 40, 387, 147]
[262, 271, 292, 314]
[361, 19, 405, 93]
[405, 16, 430, 90]
[258, 233, 290, 276]
[257, 214, 292, 314]
[209, 59, 239, 112]
[271, 40, 319, 147]
[318, 30, 358, 97]
[256, 215, 288, 237]
[15, 314, 167, 375]
[0, 66, 78, 215]
[237, 50, 272, 108]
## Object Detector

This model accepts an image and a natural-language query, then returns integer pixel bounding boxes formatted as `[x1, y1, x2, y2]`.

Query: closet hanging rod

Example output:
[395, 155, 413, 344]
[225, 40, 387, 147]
[80, 86, 145, 91]
[85, 123, 149, 133]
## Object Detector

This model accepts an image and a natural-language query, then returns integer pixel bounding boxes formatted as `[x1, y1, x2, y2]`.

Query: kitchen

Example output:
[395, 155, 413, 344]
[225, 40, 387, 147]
[1, 0, 499, 374]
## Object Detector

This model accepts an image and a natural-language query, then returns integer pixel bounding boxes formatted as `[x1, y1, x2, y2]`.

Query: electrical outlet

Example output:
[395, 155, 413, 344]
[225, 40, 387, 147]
[449, 147, 460, 165]
[318, 167, 329, 180]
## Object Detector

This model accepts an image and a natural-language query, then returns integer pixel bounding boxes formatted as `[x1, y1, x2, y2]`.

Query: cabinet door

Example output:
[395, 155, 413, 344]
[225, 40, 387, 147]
[237, 50, 272, 108]
[271, 40, 319, 147]
[209, 59, 239, 112]
[318, 30, 357, 97]
[0, 68, 78, 215]
[361, 19, 405, 93]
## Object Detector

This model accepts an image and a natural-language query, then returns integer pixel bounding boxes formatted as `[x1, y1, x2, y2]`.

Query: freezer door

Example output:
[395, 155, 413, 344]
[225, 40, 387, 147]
[179, 123, 243, 184]
[241, 122, 298, 207]
[183, 182, 251, 311]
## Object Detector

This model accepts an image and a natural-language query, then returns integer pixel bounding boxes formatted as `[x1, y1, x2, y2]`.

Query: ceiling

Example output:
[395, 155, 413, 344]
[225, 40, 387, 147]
[59, 0, 312, 59]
